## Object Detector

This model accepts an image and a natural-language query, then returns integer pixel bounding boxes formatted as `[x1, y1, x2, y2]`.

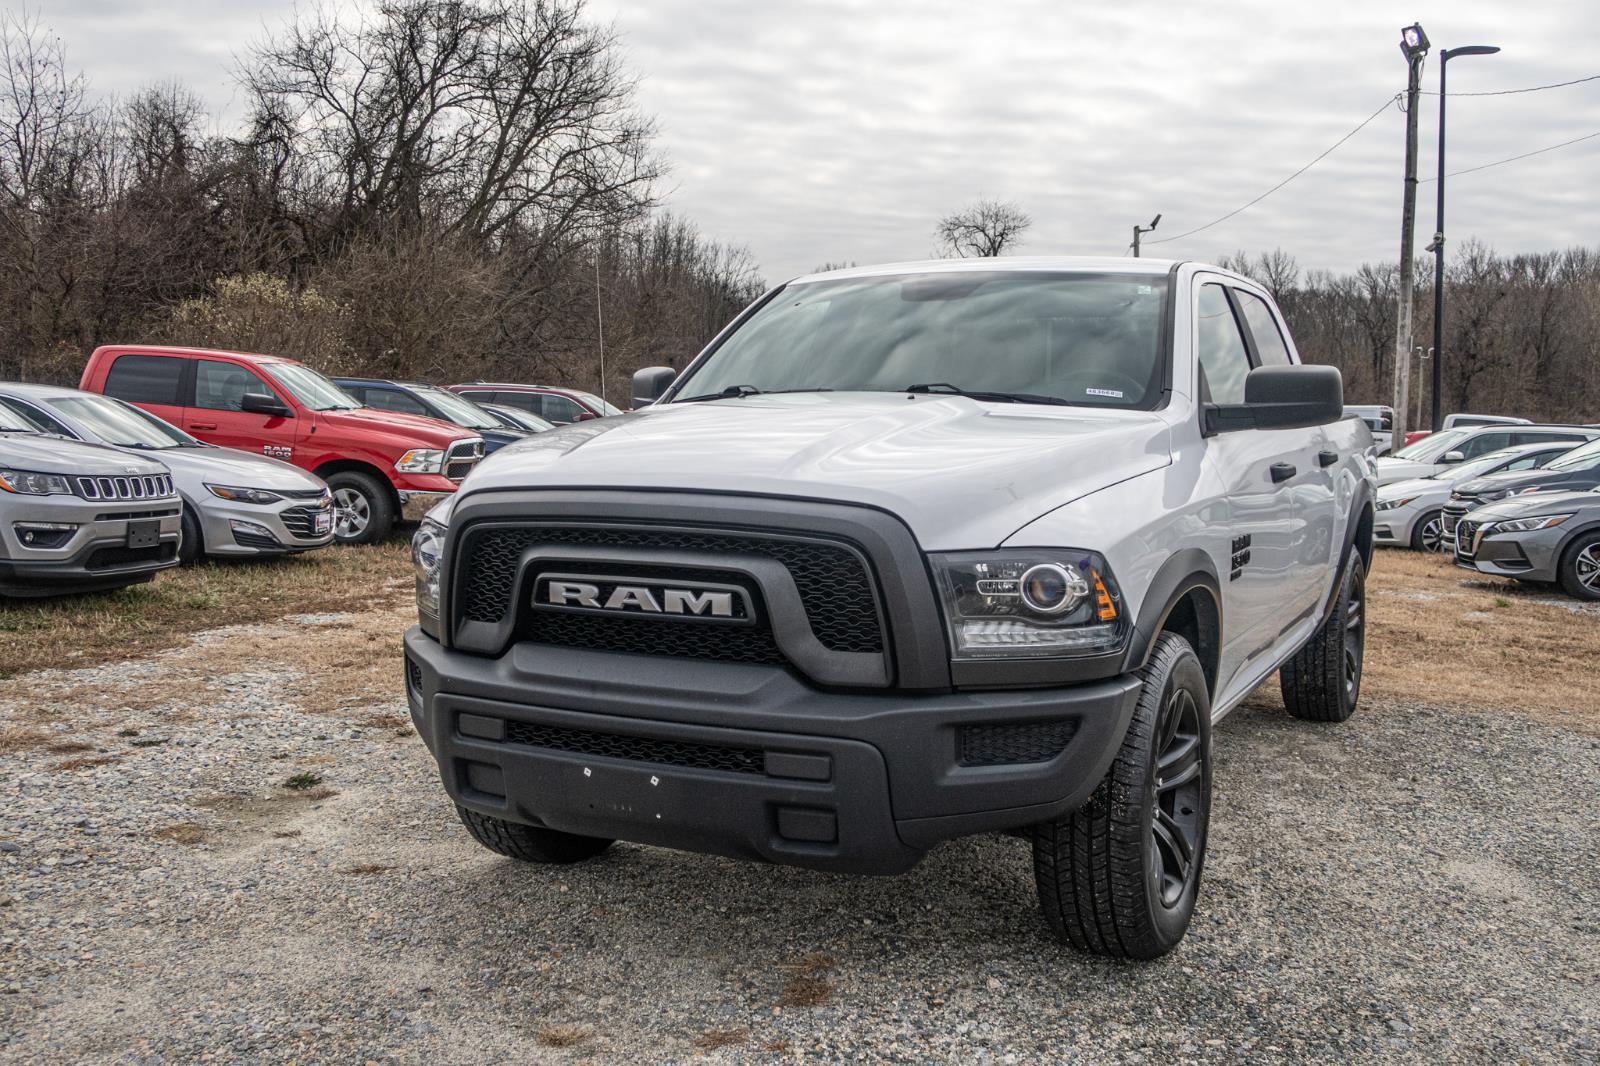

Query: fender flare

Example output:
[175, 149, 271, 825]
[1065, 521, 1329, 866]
[1121, 548, 1224, 684]
[1321, 479, 1376, 623]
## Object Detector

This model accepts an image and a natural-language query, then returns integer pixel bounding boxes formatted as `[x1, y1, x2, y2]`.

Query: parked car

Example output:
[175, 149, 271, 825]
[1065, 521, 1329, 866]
[0, 384, 334, 564]
[0, 396, 181, 597]
[1373, 442, 1572, 552]
[405, 257, 1374, 959]
[332, 378, 528, 454]
[1442, 436, 1600, 537]
[477, 403, 555, 434]
[1442, 413, 1531, 429]
[79, 346, 484, 545]
[1453, 485, 1600, 599]
[1344, 404, 1394, 454]
[1374, 423, 1597, 486]
[446, 382, 622, 425]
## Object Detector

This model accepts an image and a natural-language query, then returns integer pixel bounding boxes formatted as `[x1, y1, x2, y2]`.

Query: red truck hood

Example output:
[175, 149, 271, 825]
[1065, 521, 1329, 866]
[313, 406, 473, 447]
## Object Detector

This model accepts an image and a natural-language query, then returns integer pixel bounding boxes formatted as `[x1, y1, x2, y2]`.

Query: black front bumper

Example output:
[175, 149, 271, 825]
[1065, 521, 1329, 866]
[0, 537, 180, 597]
[405, 628, 1140, 875]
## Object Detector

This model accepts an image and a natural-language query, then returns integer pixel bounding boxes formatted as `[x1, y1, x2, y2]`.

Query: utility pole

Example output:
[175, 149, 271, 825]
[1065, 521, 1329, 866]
[1391, 23, 1429, 450]
[1131, 214, 1161, 256]
[595, 252, 607, 406]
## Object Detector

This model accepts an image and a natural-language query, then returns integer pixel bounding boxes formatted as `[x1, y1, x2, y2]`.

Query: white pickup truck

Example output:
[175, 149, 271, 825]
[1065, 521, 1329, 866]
[405, 257, 1375, 958]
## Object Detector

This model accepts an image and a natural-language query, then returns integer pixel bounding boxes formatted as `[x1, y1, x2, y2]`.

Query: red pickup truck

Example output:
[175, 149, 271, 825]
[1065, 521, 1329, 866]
[80, 345, 484, 544]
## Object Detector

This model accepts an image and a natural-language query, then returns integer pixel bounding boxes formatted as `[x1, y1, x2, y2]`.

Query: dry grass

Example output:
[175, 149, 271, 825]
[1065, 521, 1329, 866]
[1362, 550, 1600, 734]
[153, 822, 206, 845]
[536, 1024, 590, 1048]
[0, 542, 412, 679]
[692, 1027, 748, 1052]
[49, 755, 117, 772]
[777, 976, 833, 1008]
[0, 725, 53, 753]
[342, 862, 392, 875]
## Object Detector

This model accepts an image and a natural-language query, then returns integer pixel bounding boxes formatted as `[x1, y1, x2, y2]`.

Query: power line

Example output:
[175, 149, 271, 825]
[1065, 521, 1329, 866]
[1422, 72, 1600, 97]
[1147, 95, 1399, 246]
[1419, 129, 1600, 182]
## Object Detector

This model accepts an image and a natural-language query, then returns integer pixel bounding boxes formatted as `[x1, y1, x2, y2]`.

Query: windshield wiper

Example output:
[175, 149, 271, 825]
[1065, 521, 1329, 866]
[903, 383, 1075, 407]
[677, 386, 834, 403]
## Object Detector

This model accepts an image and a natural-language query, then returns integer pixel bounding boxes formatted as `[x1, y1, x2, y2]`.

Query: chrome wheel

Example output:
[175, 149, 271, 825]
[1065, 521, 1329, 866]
[1577, 544, 1600, 595]
[1418, 515, 1445, 552]
[333, 487, 371, 539]
[1150, 687, 1205, 909]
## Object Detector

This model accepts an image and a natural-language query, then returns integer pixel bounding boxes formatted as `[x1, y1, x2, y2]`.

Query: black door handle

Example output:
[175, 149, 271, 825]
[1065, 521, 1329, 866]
[1318, 450, 1339, 467]
[1270, 462, 1297, 483]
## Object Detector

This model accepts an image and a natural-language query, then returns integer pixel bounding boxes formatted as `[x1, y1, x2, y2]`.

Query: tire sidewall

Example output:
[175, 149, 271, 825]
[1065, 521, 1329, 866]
[1139, 638, 1213, 947]
[1409, 509, 1444, 553]
[1340, 557, 1366, 715]
[1559, 531, 1600, 601]
[326, 472, 394, 545]
[178, 504, 203, 565]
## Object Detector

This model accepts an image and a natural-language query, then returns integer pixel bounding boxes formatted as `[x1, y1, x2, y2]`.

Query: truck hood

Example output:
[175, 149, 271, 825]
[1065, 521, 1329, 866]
[0, 433, 171, 477]
[462, 393, 1172, 549]
[313, 407, 475, 448]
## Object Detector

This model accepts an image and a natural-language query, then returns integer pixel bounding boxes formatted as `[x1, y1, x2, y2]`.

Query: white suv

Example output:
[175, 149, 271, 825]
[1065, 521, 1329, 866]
[405, 258, 1374, 958]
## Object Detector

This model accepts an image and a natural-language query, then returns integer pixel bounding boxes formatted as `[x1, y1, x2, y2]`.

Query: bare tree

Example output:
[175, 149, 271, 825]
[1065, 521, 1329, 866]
[934, 198, 1031, 258]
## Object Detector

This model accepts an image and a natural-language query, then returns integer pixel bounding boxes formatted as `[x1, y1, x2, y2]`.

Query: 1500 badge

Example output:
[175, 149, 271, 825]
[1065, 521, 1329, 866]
[263, 445, 293, 460]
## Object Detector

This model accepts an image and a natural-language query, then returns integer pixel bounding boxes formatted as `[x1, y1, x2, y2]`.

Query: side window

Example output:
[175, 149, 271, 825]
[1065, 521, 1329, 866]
[1233, 290, 1293, 366]
[104, 355, 185, 405]
[1195, 284, 1252, 404]
[364, 389, 429, 417]
[8, 399, 76, 437]
[1456, 432, 1511, 460]
[194, 360, 273, 412]
[1504, 455, 1542, 471]
[1513, 431, 1584, 446]
[541, 394, 584, 423]
[493, 391, 541, 414]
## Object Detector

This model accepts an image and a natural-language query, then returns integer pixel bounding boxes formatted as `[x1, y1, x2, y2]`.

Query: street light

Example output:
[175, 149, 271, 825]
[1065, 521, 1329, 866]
[1429, 41, 1500, 431]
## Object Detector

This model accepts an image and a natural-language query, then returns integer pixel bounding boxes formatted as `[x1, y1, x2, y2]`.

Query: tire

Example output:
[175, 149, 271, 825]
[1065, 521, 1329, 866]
[177, 505, 204, 565]
[326, 471, 395, 545]
[1557, 531, 1600, 601]
[1280, 554, 1365, 722]
[1031, 632, 1212, 960]
[1408, 509, 1446, 553]
[455, 805, 614, 864]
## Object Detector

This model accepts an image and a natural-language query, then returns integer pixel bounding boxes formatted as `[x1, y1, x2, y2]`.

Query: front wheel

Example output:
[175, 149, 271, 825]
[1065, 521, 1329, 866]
[325, 471, 395, 545]
[456, 805, 614, 864]
[1409, 509, 1446, 553]
[1558, 532, 1600, 601]
[1031, 632, 1212, 959]
[1280, 554, 1365, 722]
[177, 505, 204, 565]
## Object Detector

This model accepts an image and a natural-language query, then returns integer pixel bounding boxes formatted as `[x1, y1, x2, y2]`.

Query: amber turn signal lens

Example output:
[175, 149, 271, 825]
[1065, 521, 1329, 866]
[1092, 571, 1117, 621]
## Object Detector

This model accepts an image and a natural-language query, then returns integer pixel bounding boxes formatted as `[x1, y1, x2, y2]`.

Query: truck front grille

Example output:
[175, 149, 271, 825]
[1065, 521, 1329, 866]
[503, 719, 766, 775]
[444, 439, 484, 482]
[456, 524, 884, 659]
[75, 474, 175, 501]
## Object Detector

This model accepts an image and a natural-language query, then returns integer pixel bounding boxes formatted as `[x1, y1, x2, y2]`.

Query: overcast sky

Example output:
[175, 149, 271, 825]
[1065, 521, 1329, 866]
[32, 0, 1599, 283]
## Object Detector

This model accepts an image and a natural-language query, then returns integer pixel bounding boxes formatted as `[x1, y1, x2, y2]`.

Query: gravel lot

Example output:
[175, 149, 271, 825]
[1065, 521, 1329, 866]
[3, 600, 1598, 1063]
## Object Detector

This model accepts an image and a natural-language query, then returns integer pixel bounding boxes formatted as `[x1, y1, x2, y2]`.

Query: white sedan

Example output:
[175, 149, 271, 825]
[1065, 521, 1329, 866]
[1373, 443, 1573, 551]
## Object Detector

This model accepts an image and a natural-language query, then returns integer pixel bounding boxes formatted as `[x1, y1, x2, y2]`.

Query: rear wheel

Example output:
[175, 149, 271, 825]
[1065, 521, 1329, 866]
[1409, 509, 1446, 553]
[455, 805, 614, 864]
[1557, 532, 1600, 601]
[1031, 632, 1212, 959]
[1281, 554, 1365, 722]
[326, 471, 395, 545]
[177, 505, 204, 565]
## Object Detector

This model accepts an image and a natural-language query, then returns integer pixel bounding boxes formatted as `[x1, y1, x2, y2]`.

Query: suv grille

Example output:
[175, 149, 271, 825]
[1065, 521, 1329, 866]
[75, 474, 174, 501]
[444, 439, 484, 482]
[457, 525, 883, 658]
[503, 719, 765, 775]
[1455, 520, 1480, 558]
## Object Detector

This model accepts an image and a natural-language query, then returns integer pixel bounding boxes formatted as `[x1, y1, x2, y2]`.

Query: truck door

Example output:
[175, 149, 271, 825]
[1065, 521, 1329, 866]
[1195, 282, 1310, 683]
[186, 358, 300, 462]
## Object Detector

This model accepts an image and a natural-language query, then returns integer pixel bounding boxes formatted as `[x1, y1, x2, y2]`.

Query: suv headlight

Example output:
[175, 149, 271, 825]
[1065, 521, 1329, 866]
[395, 449, 445, 474]
[206, 484, 285, 505]
[0, 469, 73, 495]
[1486, 513, 1572, 534]
[931, 550, 1126, 659]
[411, 512, 448, 621]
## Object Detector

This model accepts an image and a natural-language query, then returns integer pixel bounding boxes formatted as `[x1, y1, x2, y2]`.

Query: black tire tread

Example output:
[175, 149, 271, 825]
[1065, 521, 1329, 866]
[1280, 555, 1363, 722]
[455, 805, 613, 864]
[178, 505, 203, 565]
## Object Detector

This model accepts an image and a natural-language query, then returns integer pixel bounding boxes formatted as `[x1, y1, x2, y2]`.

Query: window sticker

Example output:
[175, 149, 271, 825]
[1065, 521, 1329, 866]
[1085, 387, 1124, 399]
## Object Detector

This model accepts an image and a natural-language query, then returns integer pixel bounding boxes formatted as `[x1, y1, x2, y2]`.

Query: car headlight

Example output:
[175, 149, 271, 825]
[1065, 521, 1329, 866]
[1376, 496, 1416, 511]
[932, 550, 1126, 659]
[1486, 513, 1573, 534]
[206, 484, 285, 505]
[0, 468, 73, 495]
[411, 513, 447, 620]
[395, 449, 445, 474]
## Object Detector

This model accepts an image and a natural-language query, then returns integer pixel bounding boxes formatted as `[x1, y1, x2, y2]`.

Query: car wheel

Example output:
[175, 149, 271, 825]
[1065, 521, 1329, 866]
[1031, 632, 1212, 959]
[326, 471, 395, 545]
[177, 505, 204, 565]
[1409, 509, 1446, 553]
[455, 805, 614, 864]
[1280, 554, 1365, 722]
[1557, 531, 1600, 602]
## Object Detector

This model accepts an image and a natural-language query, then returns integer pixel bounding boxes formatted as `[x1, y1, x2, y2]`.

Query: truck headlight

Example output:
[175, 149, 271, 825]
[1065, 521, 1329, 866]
[1486, 513, 1572, 534]
[207, 484, 285, 505]
[0, 468, 73, 495]
[395, 449, 445, 474]
[411, 512, 448, 620]
[932, 550, 1127, 659]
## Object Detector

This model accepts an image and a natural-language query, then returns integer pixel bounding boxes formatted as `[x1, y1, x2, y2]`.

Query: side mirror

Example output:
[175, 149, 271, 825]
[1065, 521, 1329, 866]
[240, 391, 292, 418]
[632, 366, 677, 407]
[574, 411, 598, 422]
[1205, 365, 1343, 435]
[1440, 450, 1465, 464]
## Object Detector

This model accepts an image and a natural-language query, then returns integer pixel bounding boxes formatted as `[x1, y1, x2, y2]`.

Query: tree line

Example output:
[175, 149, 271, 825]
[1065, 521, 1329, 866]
[0, 2, 763, 403]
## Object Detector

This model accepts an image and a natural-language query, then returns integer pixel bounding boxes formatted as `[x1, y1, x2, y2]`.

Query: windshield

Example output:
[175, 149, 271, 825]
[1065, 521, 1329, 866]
[488, 406, 554, 432]
[415, 386, 502, 430]
[672, 271, 1171, 409]
[48, 395, 195, 449]
[1391, 429, 1470, 461]
[1430, 448, 1527, 481]
[0, 397, 37, 433]
[571, 390, 623, 417]
[263, 363, 360, 411]
[1547, 437, 1600, 471]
